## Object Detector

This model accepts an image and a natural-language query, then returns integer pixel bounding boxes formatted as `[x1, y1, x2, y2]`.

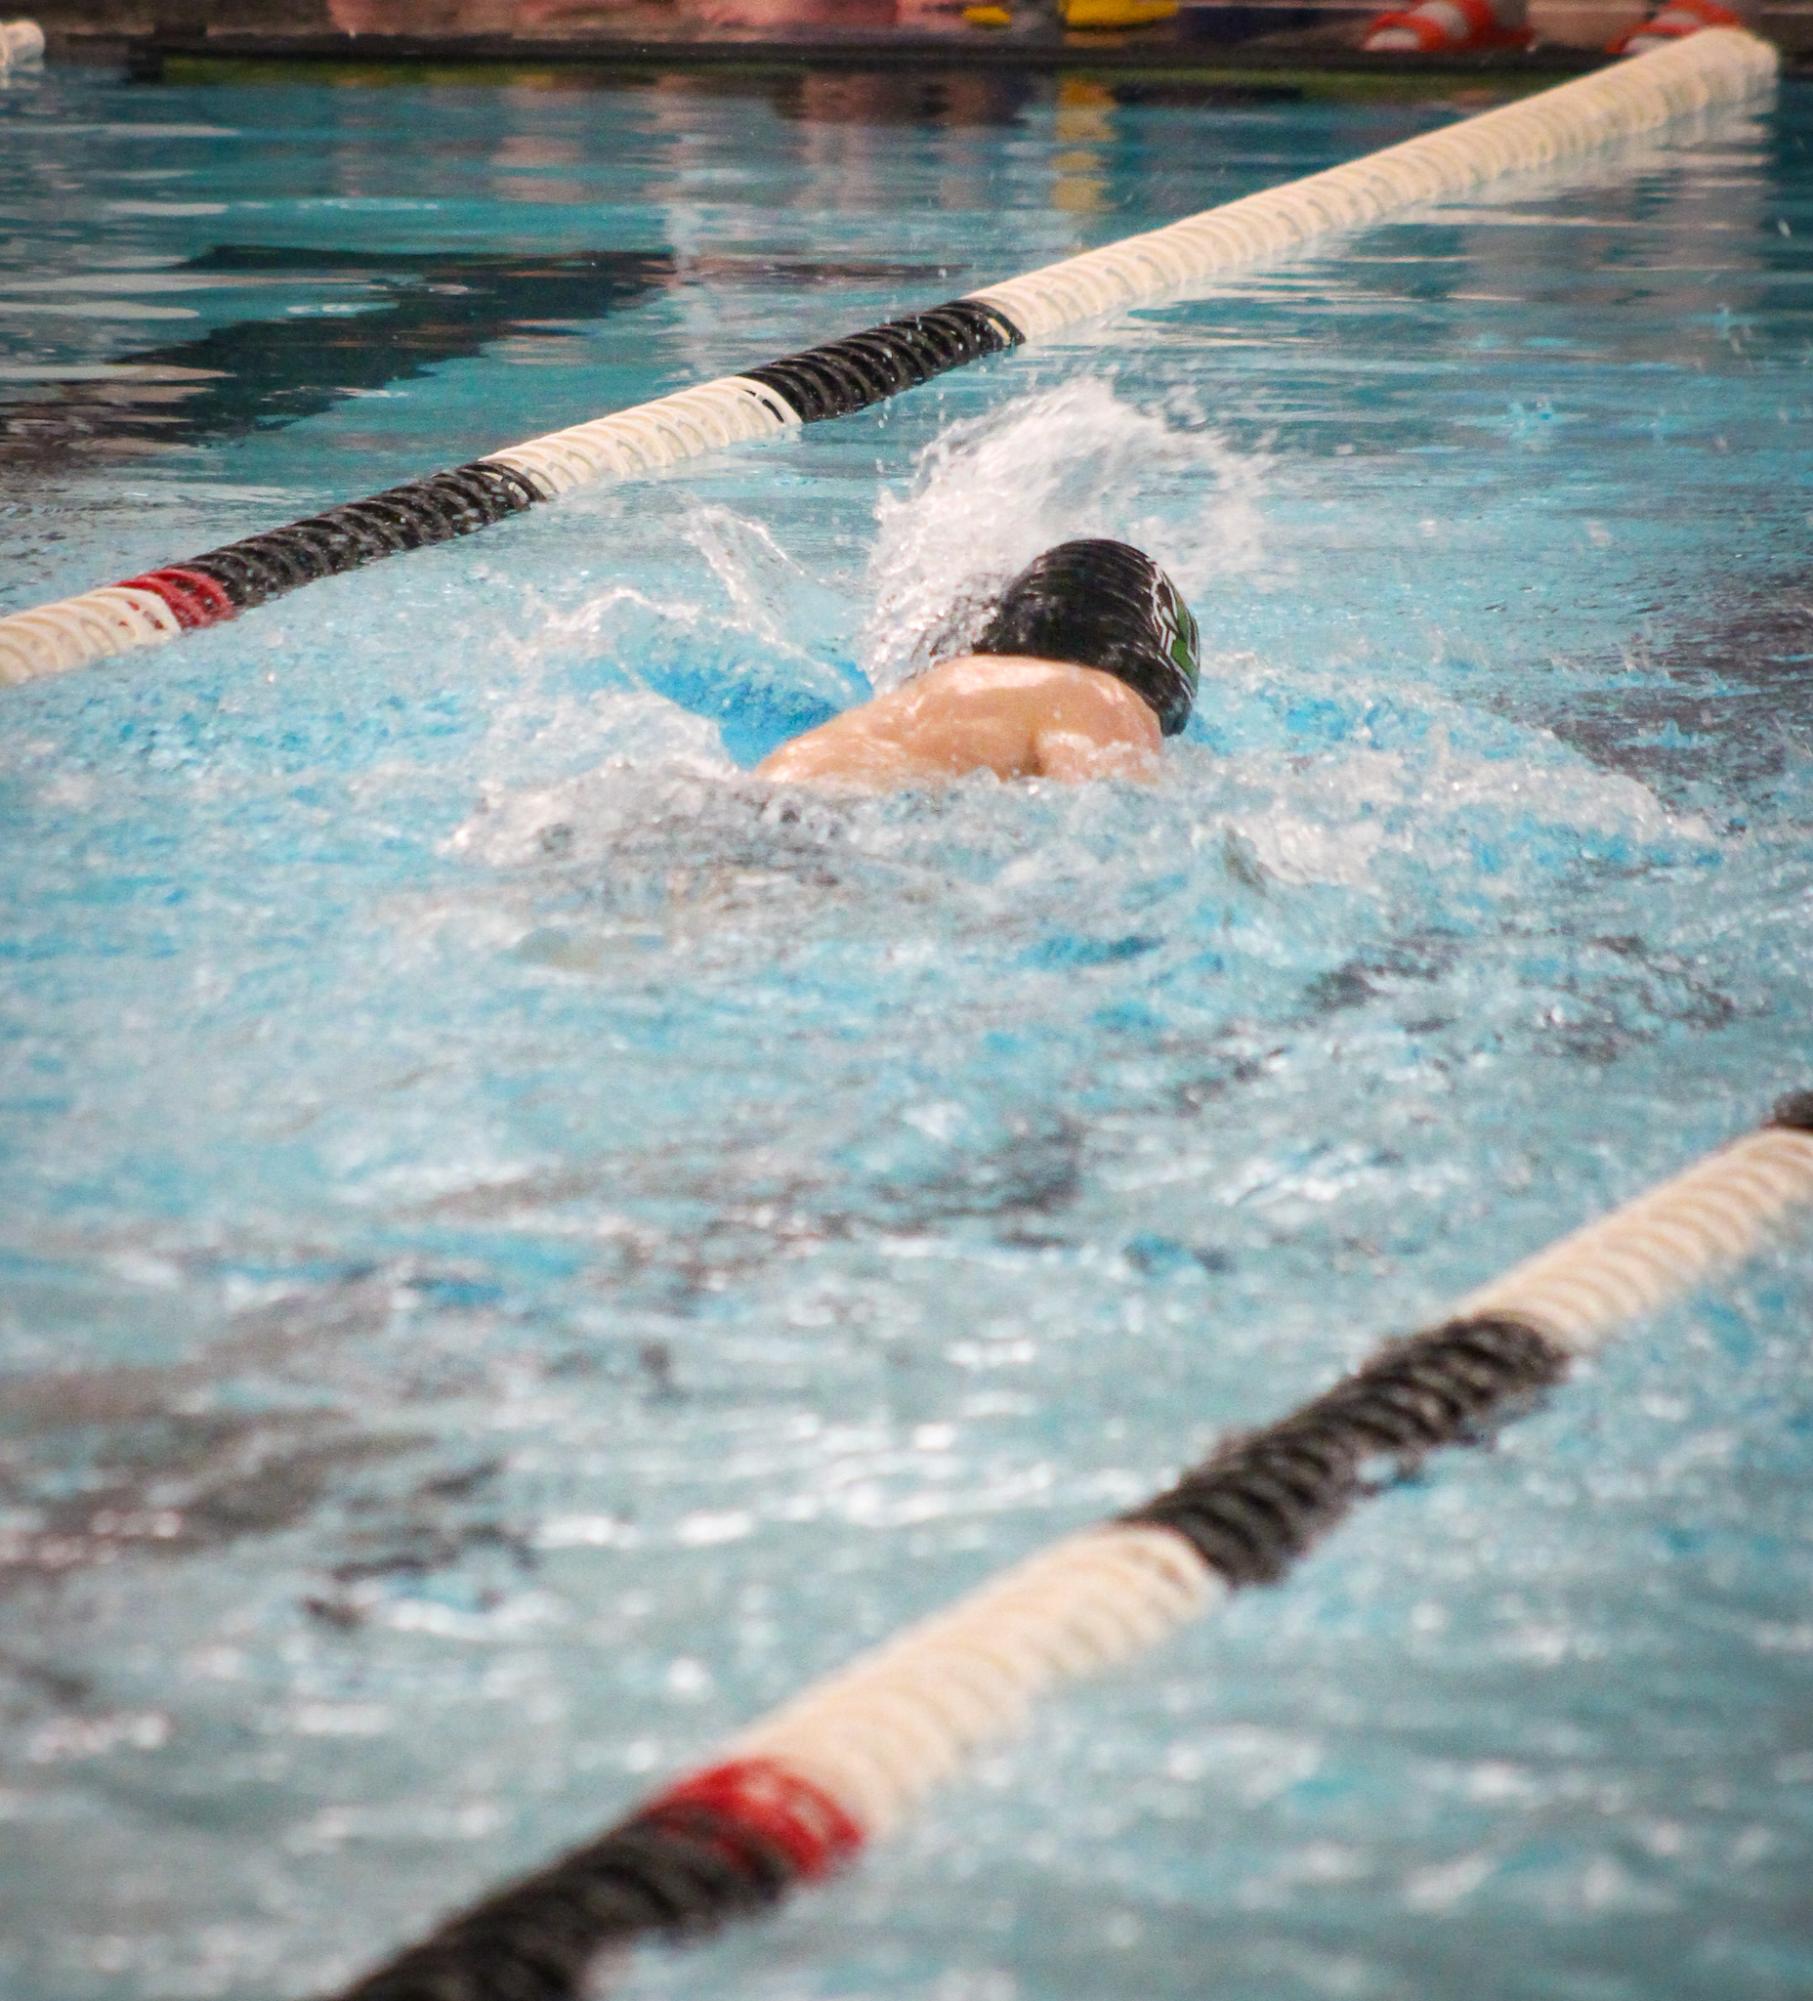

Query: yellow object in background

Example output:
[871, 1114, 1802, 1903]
[1053, 75, 1115, 213]
[963, 4, 1013, 24]
[1062, 0, 1179, 25]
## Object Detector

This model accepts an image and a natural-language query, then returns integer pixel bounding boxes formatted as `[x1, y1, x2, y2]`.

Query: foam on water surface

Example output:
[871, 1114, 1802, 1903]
[0, 59, 1810, 2001]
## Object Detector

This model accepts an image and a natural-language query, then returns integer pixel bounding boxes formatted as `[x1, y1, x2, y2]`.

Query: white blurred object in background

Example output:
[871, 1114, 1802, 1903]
[0, 18, 44, 68]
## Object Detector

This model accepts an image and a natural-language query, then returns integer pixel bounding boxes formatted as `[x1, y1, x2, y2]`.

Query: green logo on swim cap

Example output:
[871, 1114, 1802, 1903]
[1153, 572, 1200, 708]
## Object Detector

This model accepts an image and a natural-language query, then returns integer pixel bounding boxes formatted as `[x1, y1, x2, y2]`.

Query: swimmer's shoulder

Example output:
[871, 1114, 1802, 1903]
[910, 652, 1111, 706]
[927, 653, 1158, 739]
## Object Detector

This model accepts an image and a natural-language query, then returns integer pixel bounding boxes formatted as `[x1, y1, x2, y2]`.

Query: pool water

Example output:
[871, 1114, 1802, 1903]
[2, 57, 1811, 2001]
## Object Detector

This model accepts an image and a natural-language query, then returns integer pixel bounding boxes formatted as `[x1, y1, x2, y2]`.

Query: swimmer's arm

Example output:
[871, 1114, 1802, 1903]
[1031, 725, 1161, 783]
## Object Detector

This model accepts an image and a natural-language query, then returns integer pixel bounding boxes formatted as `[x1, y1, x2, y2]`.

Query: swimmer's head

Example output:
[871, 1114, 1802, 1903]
[970, 539, 1200, 737]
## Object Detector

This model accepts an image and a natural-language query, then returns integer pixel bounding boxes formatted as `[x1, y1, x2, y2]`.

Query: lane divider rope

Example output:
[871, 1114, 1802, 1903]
[0, 27, 1776, 690]
[325, 1091, 1813, 2001]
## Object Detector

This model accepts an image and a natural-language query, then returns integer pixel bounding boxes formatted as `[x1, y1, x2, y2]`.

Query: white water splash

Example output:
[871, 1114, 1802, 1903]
[445, 697, 732, 869]
[860, 378, 1275, 687]
[1216, 730, 1706, 890]
[679, 503, 821, 653]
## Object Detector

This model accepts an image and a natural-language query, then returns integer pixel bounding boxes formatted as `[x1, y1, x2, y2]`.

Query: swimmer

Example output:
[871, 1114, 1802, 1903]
[754, 539, 1199, 790]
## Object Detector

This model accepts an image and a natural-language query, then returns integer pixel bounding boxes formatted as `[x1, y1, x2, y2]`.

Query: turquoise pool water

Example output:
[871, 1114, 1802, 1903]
[1, 56, 1810, 2001]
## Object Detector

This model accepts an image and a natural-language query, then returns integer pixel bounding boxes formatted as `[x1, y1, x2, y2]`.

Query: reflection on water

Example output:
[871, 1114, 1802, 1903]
[0, 62, 1276, 472]
[0, 245, 942, 464]
[0, 246, 671, 462]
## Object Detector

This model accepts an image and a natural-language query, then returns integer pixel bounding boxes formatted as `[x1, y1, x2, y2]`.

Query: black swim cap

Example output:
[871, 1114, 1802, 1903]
[971, 539, 1200, 737]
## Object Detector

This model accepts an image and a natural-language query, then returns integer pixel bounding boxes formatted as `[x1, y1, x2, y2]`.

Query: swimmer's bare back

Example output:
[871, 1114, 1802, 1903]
[753, 654, 1162, 791]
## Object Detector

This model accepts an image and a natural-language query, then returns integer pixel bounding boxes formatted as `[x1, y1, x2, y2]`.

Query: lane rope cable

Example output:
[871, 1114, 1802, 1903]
[324, 1092, 1813, 2001]
[0, 27, 1778, 689]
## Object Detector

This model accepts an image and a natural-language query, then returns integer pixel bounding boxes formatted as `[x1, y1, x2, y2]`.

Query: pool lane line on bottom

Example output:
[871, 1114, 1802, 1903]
[0, 27, 1777, 690]
[321, 1092, 1813, 2001]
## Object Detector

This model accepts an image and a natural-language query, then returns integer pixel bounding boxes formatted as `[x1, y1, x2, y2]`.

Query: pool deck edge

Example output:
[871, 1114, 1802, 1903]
[24, 6, 1813, 81]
